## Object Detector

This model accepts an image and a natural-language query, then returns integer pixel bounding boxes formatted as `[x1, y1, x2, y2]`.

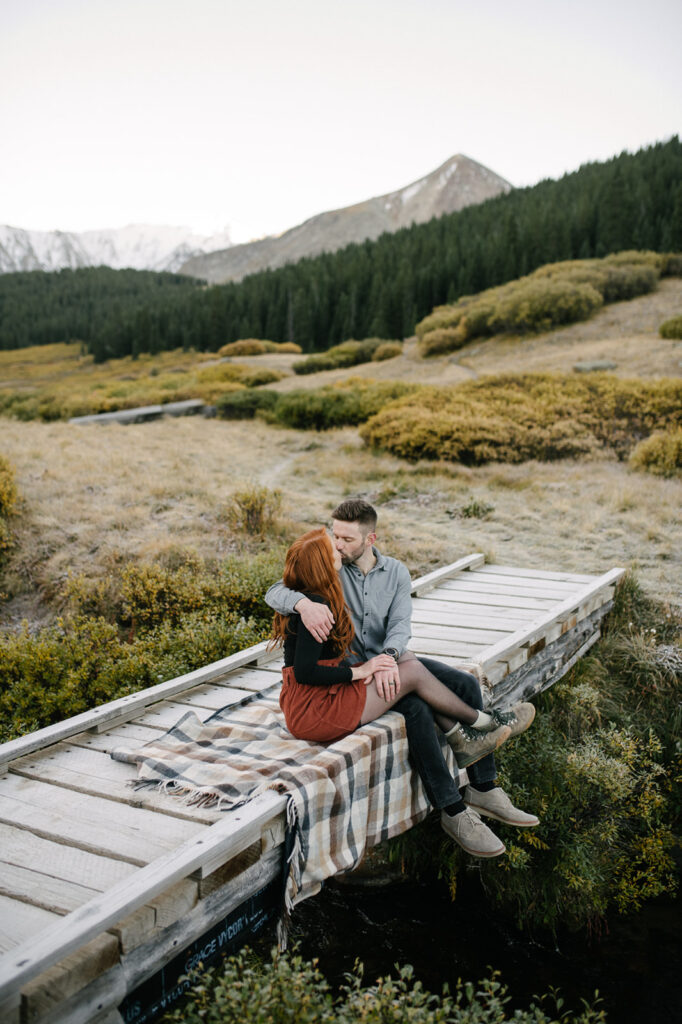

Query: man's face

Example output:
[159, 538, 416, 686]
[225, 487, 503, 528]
[331, 519, 373, 565]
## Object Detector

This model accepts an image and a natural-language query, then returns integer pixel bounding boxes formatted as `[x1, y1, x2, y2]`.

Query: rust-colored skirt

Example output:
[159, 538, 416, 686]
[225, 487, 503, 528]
[279, 658, 367, 743]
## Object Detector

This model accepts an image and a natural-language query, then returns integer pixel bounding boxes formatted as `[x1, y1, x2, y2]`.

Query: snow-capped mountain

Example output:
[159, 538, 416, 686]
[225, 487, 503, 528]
[180, 155, 512, 284]
[0, 223, 233, 274]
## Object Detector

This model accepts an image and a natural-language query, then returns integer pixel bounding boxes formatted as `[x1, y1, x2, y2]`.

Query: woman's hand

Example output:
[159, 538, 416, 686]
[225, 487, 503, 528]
[353, 654, 401, 700]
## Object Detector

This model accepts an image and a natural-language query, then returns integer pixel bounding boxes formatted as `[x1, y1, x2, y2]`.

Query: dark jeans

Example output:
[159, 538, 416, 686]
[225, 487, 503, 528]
[394, 657, 496, 810]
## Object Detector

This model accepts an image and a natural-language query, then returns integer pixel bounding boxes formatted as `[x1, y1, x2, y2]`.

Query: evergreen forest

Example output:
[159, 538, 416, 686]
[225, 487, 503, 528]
[1, 137, 680, 360]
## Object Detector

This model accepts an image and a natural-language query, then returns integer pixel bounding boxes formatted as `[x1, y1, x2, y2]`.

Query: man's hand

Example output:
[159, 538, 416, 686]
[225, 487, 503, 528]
[296, 597, 334, 643]
[373, 664, 401, 701]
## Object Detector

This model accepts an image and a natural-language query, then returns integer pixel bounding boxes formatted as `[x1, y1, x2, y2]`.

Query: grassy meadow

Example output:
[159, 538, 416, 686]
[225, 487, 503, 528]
[1, 271, 681, 629]
[1, 258, 681, 948]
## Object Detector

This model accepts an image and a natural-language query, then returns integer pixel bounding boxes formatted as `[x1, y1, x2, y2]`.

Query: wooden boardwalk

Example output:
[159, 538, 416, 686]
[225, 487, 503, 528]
[0, 555, 624, 1024]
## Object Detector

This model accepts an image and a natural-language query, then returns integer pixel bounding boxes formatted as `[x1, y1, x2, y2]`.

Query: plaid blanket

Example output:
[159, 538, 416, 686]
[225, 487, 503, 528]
[112, 689, 455, 909]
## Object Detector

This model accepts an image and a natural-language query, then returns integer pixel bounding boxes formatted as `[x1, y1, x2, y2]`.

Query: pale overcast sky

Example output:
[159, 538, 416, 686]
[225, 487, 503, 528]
[1, 0, 680, 243]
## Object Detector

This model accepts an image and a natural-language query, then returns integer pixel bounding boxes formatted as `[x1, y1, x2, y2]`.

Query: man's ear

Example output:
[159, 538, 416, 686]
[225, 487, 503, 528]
[365, 531, 377, 549]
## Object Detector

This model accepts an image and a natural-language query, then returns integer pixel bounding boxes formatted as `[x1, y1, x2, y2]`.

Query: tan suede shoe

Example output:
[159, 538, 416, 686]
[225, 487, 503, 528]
[463, 785, 539, 827]
[441, 807, 506, 857]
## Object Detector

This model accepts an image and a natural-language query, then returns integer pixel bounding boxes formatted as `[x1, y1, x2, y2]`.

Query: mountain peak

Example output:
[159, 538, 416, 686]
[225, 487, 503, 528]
[179, 154, 511, 284]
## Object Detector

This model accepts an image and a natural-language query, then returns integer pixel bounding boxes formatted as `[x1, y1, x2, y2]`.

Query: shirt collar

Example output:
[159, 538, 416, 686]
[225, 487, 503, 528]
[346, 546, 385, 575]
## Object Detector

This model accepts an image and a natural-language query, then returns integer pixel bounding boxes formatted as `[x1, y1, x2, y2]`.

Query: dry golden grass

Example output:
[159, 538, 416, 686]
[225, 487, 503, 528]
[1, 413, 680, 630]
[1, 282, 681, 629]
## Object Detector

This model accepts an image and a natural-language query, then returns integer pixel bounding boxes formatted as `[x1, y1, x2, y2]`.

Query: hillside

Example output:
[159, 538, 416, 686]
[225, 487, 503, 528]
[179, 155, 511, 283]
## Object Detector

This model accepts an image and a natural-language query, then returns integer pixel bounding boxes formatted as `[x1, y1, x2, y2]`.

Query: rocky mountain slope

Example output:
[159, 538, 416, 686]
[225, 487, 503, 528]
[179, 154, 511, 283]
[0, 223, 233, 274]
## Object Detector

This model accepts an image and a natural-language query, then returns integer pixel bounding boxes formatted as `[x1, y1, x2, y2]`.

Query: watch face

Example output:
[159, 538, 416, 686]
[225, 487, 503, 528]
[384, 647, 399, 659]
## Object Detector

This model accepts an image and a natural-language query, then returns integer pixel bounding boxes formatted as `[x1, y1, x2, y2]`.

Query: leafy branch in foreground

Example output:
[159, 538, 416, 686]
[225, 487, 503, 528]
[162, 947, 607, 1024]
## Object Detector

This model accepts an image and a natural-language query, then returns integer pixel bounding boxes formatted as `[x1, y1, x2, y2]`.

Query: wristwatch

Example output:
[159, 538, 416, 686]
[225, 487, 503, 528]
[382, 647, 400, 660]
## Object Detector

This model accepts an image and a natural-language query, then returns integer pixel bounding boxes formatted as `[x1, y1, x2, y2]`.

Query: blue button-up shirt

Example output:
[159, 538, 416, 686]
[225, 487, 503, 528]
[265, 547, 412, 663]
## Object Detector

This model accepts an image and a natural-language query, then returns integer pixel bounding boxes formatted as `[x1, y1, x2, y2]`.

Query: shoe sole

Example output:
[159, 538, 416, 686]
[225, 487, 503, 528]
[452, 726, 511, 769]
[464, 799, 539, 828]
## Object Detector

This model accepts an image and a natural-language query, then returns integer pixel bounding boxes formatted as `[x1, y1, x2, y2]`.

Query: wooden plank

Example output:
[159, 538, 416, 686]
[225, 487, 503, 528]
[0, 823, 133, 893]
[409, 622, 513, 644]
[0, 640, 278, 771]
[410, 553, 485, 596]
[414, 590, 556, 610]
[439, 577, 581, 600]
[0, 824, 198, 956]
[0, 791, 287, 1003]
[476, 564, 597, 584]
[405, 602, 528, 626]
[68, 723, 166, 754]
[9, 744, 221, 824]
[219, 666, 283, 691]
[132, 701, 217, 731]
[0, 896, 60, 954]
[172, 684, 254, 712]
[465, 570, 592, 592]
[407, 637, 491, 658]
[475, 568, 625, 672]
[0, 775, 203, 865]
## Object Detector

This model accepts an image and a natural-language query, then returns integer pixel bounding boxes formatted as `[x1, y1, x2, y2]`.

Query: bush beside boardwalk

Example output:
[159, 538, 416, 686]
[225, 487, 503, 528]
[162, 948, 607, 1024]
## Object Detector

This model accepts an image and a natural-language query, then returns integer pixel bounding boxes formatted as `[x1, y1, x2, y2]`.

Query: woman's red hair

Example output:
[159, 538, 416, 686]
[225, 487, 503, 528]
[270, 528, 354, 655]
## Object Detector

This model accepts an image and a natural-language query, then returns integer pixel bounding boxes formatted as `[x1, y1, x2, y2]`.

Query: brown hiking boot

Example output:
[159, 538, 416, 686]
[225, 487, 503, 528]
[445, 723, 511, 769]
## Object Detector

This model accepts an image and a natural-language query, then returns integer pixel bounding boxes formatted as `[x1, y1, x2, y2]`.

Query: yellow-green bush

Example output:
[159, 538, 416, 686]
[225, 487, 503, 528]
[274, 341, 303, 354]
[0, 455, 17, 522]
[241, 368, 286, 388]
[216, 339, 302, 356]
[272, 380, 418, 430]
[163, 948, 607, 1024]
[224, 485, 282, 539]
[629, 428, 682, 477]
[360, 373, 682, 465]
[416, 252, 676, 357]
[216, 389, 280, 420]
[1, 549, 286, 741]
[372, 341, 403, 361]
[388, 577, 681, 936]
[0, 610, 266, 742]
[659, 315, 682, 339]
[293, 338, 399, 375]
[418, 326, 468, 357]
[218, 339, 272, 356]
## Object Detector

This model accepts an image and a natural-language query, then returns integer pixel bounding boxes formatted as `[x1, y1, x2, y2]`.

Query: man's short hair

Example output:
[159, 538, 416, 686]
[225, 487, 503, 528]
[331, 498, 377, 533]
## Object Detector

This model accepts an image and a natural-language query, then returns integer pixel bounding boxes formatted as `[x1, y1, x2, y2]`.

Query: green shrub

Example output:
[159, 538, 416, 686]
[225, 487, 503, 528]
[241, 368, 286, 388]
[629, 428, 682, 477]
[293, 338, 397, 375]
[215, 389, 280, 420]
[225, 485, 282, 538]
[659, 315, 682, 339]
[372, 341, 403, 361]
[218, 339, 271, 356]
[0, 455, 17, 521]
[162, 948, 606, 1024]
[272, 380, 418, 430]
[419, 326, 468, 357]
[0, 609, 267, 742]
[360, 373, 682, 465]
[386, 577, 680, 936]
[272, 341, 303, 354]
[416, 253, 665, 357]
[0, 455, 18, 573]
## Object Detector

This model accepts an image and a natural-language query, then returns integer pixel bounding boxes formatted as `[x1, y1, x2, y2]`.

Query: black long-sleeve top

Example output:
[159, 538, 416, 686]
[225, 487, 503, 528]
[283, 593, 354, 687]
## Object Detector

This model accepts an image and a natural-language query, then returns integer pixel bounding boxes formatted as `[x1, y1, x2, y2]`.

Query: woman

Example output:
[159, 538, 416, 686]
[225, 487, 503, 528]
[271, 528, 512, 760]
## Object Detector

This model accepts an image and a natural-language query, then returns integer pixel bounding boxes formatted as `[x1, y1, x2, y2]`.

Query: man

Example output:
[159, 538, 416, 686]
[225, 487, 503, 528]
[265, 498, 538, 857]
